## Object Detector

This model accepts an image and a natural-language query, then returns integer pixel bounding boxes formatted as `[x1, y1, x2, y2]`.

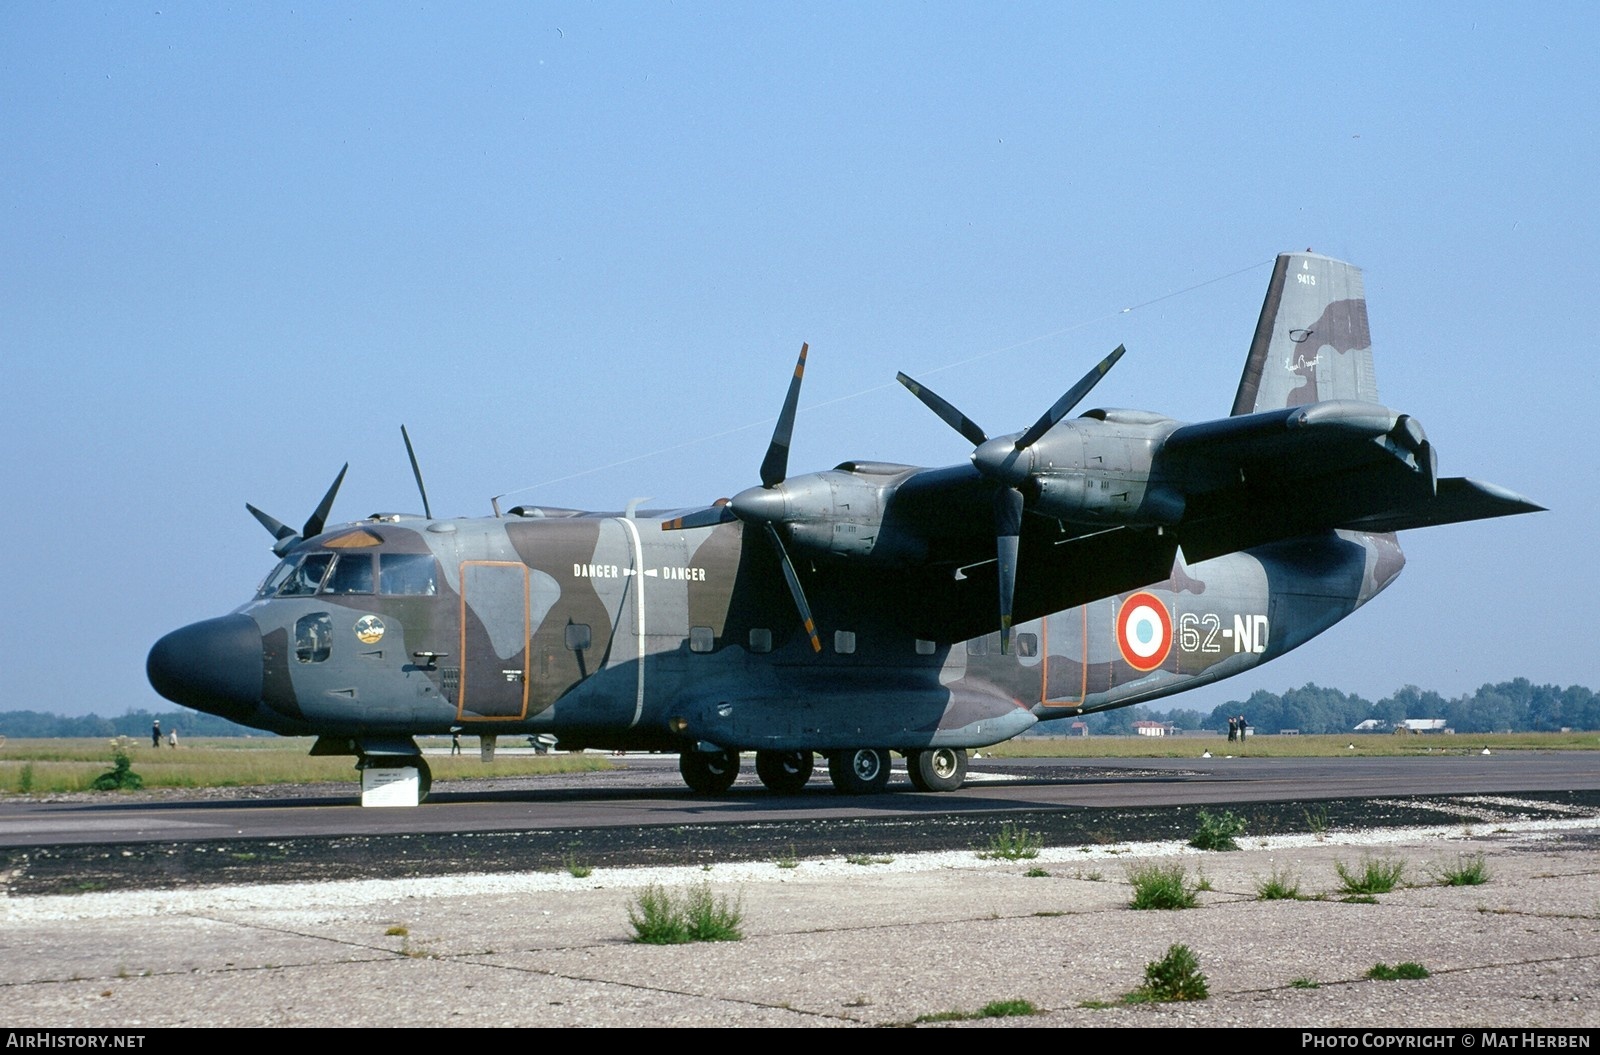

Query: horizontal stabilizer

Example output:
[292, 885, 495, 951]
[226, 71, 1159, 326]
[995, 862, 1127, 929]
[1338, 478, 1544, 533]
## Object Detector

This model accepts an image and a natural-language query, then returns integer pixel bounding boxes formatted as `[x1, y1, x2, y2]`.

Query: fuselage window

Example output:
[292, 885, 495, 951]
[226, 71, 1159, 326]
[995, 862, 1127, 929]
[322, 554, 375, 595]
[565, 623, 592, 651]
[279, 553, 334, 597]
[295, 613, 332, 663]
[748, 628, 773, 654]
[379, 553, 439, 596]
[689, 626, 715, 653]
[1017, 633, 1039, 658]
[833, 630, 857, 655]
[966, 636, 988, 657]
[915, 638, 936, 656]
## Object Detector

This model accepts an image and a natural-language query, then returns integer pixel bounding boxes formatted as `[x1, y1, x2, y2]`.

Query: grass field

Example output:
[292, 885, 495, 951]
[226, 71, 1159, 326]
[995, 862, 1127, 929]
[0, 732, 1593, 794]
[0, 737, 611, 794]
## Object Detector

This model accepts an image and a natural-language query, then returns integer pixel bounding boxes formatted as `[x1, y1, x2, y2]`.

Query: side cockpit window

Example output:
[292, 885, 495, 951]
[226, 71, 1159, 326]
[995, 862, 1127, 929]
[257, 559, 297, 599]
[379, 553, 439, 596]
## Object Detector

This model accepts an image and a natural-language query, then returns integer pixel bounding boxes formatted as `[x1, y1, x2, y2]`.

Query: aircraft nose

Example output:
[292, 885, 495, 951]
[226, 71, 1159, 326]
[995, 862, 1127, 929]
[147, 614, 264, 721]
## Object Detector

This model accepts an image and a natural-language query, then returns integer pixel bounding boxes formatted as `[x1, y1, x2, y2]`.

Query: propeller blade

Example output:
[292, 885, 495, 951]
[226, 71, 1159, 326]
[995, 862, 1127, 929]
[896, 371, 989, 447]
[302, 463, 349, 540]
[1014, 344, 1126, 450]
[246, 503, 298, 544]
[763, 523, 822, 653]
[401, 425, 432, 519]
[759, 342, 808, 488]
[994, 487, 1023, 654]
[661, 504, 738, 531]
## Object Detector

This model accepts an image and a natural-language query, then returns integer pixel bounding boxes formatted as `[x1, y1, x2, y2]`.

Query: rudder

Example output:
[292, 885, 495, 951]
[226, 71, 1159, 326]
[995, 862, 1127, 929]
[1231, 252, 1378, 415]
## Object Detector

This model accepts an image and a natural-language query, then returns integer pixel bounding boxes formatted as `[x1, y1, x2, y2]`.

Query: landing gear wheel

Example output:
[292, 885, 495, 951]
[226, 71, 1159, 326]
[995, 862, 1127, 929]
[827, 748, 891, 794]
[679, 749, 740, 794]
[907, 747, 966, 792]
[414, 757, 432, 802]
[355, 756, 431, 804]
[755, 750, 814, 794]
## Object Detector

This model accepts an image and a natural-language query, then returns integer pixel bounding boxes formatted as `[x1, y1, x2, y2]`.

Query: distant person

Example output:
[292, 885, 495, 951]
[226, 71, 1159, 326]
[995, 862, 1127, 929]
[1227, 716, 1238, 742]
[152, 719, 161, 749]
[450, 732, 461, 755]
[168, 728, 178, 749]
[1238, 715, 1249, 742]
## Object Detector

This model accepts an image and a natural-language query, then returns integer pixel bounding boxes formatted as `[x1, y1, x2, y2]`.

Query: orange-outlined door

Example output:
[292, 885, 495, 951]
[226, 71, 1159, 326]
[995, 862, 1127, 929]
[458, 561, 530, 720]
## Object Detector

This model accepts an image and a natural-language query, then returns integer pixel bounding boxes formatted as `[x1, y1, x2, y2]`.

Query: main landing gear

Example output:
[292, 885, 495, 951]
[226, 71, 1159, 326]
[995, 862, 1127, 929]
[675, 746, 971, 796]
[755, 749, 814, 794]
[678, 748, 740, 794]
[355, 755, 431, 804]
[904, 747, 967, 792]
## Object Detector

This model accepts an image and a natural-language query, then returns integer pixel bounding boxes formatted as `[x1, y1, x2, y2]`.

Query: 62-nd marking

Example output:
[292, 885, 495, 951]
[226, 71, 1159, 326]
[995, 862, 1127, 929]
[1179, 612, 1268, 654]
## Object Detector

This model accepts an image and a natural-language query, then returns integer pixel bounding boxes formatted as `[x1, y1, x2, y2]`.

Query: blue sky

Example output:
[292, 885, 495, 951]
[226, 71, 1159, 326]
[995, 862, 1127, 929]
[3, 3, 1593, 718]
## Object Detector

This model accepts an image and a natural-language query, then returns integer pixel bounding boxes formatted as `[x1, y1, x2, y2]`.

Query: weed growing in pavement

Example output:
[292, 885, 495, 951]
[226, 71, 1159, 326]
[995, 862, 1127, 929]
[1366, 962, 1429, 981]
[914, 999, 1039, 1022]
[1188, 808, 1246, 851]
[627, 882, 744, 944]
[1430, 853, 1490, 887]
[1128, 943, 1209, 1002]
[1126, 862, 1198, 910]
[1255, 865, 1304, 901]
[979, 822, 1043, 860]
[1335, 855, 1407, 895]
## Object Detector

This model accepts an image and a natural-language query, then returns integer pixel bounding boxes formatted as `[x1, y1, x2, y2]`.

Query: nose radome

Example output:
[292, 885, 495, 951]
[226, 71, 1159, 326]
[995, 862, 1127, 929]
[147, 614, 264, 721]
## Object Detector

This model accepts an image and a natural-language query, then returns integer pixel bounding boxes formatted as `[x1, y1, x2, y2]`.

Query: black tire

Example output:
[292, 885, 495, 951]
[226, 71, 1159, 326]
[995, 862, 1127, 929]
[755, 750, 814, 794]
[908, 746, 966, 792]
[415, 757, 433, 802]
[905, 751, 929, 791]
[827, 748, 891, 794]
[679, 749, 740, 794]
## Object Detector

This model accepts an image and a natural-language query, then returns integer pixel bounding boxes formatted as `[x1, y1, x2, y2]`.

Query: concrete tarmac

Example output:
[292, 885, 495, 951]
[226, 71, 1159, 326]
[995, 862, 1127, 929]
[2, 810, 1598, 1028]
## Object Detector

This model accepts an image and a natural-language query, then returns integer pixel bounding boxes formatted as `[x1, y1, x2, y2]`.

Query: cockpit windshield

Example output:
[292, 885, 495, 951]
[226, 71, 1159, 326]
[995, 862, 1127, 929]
[256, 552, 439, 598]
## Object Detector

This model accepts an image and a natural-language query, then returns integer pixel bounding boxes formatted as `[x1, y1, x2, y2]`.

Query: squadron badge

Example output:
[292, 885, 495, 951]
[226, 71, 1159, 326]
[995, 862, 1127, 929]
[354, 614, 386, 645]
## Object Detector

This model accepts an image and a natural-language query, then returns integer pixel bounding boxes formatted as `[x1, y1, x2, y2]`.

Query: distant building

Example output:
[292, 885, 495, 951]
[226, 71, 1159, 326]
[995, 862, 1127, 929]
[1068, 721, 1090, 737]
[1133, 720, 1175, 737]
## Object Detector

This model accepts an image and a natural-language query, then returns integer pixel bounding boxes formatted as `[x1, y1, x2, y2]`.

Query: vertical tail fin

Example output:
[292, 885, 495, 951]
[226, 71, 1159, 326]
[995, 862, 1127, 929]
[1231, 252, 1379, 415]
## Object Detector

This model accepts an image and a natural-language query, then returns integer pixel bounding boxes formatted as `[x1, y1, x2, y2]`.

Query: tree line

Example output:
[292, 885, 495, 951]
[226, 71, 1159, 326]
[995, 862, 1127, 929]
[5, 678, 1598, 740]
[1047, 679, 1600, 736]
[0, 709, 256, 739]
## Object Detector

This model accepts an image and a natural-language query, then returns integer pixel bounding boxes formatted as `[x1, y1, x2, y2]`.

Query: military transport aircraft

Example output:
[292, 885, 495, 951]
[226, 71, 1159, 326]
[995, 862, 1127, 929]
[148, 252, 1540, 805]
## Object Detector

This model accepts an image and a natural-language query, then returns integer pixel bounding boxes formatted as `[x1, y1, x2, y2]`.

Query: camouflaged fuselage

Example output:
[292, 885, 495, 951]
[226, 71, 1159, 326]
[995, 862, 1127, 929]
[159, 509, 1403, 752]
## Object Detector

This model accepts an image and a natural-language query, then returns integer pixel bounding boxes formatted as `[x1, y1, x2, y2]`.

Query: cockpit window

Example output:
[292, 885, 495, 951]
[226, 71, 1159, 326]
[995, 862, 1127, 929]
[323, 553, 375, 595]
[256, 558, 297, 599]
[380, 553, 439, 596]
[278, 553, 334, 596]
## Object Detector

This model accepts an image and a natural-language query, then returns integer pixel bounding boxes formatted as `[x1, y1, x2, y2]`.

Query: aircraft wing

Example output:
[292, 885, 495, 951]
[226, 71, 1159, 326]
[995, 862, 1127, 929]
[1159, 400, 1540, 561]
[1335, 477, 1545, 533]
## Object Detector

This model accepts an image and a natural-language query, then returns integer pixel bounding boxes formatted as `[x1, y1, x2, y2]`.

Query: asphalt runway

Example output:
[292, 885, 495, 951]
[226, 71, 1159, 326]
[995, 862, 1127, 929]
[2, 752, 1598, 1028]
[4, 752, 1598, 848]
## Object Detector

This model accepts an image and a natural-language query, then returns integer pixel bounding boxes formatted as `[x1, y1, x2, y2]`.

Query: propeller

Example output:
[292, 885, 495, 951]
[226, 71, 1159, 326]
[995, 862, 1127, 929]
[663, 343, 822, 652]
[896, 344, 1125, 651]
[247, 464, 349, 557]
[401, 425, 432, 519]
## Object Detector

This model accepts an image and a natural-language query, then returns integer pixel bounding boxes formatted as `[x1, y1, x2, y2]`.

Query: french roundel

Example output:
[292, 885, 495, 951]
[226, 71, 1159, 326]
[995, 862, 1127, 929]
[1116, 592, 1173, 672]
